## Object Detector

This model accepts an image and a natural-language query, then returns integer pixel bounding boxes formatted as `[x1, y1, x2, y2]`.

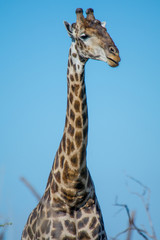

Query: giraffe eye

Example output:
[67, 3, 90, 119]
[80, 34, 90, 40]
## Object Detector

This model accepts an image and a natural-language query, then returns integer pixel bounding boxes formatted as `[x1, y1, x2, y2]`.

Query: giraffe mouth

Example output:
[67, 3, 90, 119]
[107, 57, 119, 67]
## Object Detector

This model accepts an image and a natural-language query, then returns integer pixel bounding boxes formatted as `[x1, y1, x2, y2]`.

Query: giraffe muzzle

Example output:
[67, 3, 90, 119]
[107, 55, 121, 67]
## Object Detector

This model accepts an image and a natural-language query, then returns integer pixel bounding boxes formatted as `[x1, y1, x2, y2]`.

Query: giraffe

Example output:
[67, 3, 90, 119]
[21, 8, 120, 240]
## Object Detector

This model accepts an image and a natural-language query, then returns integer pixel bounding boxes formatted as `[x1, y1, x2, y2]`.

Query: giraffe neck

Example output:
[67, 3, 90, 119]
[65, 42, 88, 151]
[61, 42, 88, 181]
[46, 42, 90, 207]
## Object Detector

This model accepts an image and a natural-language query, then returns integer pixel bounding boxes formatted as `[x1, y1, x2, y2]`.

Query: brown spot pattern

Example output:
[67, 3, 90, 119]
[74, 100, 80, 112]
[62, 236, 76, 240]
[41, 219, 51, 234]
[73, 64, 76, 71]
[44, 190, 51, 204]
[79, 88, 83, 100]
[76, 209, 82, 219]
[68, 124, 75, 136]
[59, 142, 62, 154]
[75, 131, 82, 148]
[69, 92, 73, 103]
[54, 152, 59, 170]
[54, 171, 61, 183]
[75, 84, 80, 95]
[51, 180, 58, 193]
[60, 155, 64, 168]
[70, 154, 78, 167]
[30, 208, 37, 224]
[67, 99, 69, 115]
[71, 85, 75, 94]
[78, 217, 89, 229]
[67, 138, 75, 155]
[63, 161, 78, 183]
[89, 217, 97, 229]
[65, 116, 68, 127]
[32, 221, 36, 233]
[70, 74, 74, 82]
[92, 225, 100, 237]
[67, 77, 69, 85]
[63, 161, 69, 183]
[62, 133, 66, 152]
[28, 226, 33, 239]
[72, 53, 77, 58]
[70, 109, 75, 121]
[69, 207, 75, 218]
[70, 58, 73, 66]
[22, 229, 27, 238]
[75, 73, 79, 81]
[76, 116, 82, 128]
[51, 221, 63, 238]
[78, 231, 91, 239]
[65, 220, 76, 235]
[39, 208, 45, 219]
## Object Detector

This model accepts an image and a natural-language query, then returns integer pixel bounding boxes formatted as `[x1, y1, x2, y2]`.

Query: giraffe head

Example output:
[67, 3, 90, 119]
[64, 8, 120, 67]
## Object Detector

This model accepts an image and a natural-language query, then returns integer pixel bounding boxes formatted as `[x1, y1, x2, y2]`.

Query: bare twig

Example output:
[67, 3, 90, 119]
[126, 211, 135, 240]
[111, 176, 157, 240]
[20, 177, 41, 201]
[110, 226, 134, 240]
[126, 175, 151, 210]
[114, 199, 149, 240]
[126, 175, 157, 240]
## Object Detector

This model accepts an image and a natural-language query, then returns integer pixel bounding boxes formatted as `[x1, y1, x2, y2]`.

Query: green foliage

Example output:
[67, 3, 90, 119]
[0, 222, 12, 228]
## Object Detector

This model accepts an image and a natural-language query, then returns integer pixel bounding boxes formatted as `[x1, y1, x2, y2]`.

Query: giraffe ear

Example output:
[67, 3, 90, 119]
[64, 21, 73, 38]
[101, 21, 106, 28]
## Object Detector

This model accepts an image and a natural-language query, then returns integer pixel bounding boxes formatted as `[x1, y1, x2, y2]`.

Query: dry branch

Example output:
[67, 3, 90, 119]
[111, 176, 157, 240]
[20, 177, 41, 201]
[113, 199, 149, 240]
[126, 175, 157, 240]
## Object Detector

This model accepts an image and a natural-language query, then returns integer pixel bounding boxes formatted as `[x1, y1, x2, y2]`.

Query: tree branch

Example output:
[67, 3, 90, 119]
[126, 175, 157, 240]
[20, 177, 41, 201]
[114, 199, 149, 240]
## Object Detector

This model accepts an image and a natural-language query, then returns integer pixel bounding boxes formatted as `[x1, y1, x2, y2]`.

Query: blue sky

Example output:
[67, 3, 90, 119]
[0, 0, 160, 239]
